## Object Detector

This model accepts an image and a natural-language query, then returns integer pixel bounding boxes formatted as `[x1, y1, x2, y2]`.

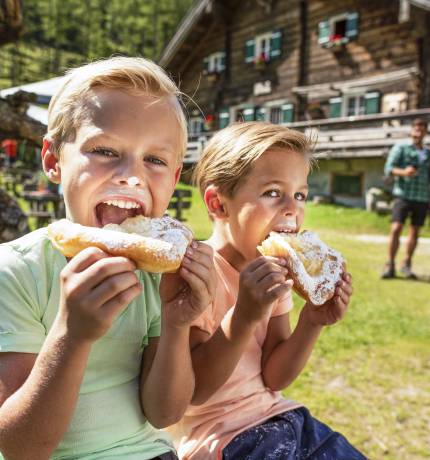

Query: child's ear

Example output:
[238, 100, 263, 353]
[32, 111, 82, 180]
[204, 185, 227, 219]
[174, 164, 182, 186]
[41, 138, 61, 184]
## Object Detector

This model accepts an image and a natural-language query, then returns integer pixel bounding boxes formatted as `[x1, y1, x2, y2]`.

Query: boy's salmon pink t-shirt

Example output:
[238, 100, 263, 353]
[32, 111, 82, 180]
[168, 250, 302, 460]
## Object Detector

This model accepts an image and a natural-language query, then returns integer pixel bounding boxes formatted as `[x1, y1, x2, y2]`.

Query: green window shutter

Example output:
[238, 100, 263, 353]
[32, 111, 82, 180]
[255, 107, 267, 121]
[345, 12, 359, 39]
[281, 103, 294, 123]
[203, 56, 210, 74]
[318, 20, 330, 45]
[270, 30, 282, 58]
[219, 109, 230, 129]
[245, 39, 256, 63]
[243, 107, 255, 121]
[219, 52, 226, 72]
[329, 97, 342, 118]
[364, 91, 380, 115]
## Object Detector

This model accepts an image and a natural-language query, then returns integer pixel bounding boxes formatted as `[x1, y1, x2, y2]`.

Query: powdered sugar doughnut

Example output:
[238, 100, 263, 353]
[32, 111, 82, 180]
[48, 215, 193, 273]
[258, 231, 344, 306]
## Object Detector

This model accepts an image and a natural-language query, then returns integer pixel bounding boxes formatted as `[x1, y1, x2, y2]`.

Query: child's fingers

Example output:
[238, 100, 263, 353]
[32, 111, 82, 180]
[337, 279, 353, 297]
[90, 271, 141, 307]
[179, 266, 211, 302]
[102, 282, 143, 319]
[246, 256, 286, 273]
[258, 271, 290, 292]
[265, 282, 293, 302]
[183, 247, 213, 271]
[181, 257, 216, 296]
[251, 261, 288, 283]
[66, 246, 110, 273]
[73, 256, 138, 293]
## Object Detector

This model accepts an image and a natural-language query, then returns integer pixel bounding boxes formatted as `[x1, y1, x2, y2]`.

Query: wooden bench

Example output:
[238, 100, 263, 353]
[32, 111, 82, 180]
[168, 189, 192, 221]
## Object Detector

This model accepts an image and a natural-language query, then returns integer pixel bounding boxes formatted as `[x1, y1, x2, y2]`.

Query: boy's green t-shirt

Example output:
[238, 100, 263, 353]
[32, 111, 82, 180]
[0, 228, 174, 459]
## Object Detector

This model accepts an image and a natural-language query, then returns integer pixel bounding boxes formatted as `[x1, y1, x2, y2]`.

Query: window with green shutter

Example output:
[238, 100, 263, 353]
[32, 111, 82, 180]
[203, 57, 210, 75]
[245, 39, 256, 63]
[319, 12, 359, 47]
[329, 97, 342, 118]
[219, 110, 230, 129]
[318, 20, 330, 45]
[270, 30, 282, 58]
[281, 103, 294, 123]
[243, 107, 255, 122]
[364, 92, 380, 115]
[255, 107, 267, 121]
[219, 52, 226, 72]
[345, 12, 359, 39]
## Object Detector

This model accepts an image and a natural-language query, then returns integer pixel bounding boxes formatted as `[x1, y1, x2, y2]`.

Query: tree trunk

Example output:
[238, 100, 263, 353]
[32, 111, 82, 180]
[0, 0, 23, 45]
[0, 91, 46, 146]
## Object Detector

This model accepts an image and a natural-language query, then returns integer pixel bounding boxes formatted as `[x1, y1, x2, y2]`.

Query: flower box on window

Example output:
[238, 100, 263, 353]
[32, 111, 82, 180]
[203, 114, 216, 131]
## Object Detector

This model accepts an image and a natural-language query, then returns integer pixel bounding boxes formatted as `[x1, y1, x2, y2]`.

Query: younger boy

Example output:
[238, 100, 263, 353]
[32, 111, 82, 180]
[0, 57, 215, 460]
[170, 122, 366, 459]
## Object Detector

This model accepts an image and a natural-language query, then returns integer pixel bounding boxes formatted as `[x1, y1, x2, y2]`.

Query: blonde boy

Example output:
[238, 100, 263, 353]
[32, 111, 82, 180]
[170, 122, 366, 459]
[0, 57, 215, 460]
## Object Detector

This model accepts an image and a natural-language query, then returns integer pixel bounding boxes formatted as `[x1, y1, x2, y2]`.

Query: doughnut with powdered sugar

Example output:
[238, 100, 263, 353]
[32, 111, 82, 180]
[47, 215, 193, 273]
[258, 231, 344, 306]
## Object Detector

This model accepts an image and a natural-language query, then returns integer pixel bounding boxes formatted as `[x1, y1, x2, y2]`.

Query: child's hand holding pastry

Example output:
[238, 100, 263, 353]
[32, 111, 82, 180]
[302, 270, 353, 327]
[236, 256, 294, 324]
[159, 241, 216, 328]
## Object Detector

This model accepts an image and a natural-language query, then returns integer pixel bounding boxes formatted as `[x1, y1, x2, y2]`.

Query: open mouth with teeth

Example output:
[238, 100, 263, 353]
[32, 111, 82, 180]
[95, 199, 145, 227]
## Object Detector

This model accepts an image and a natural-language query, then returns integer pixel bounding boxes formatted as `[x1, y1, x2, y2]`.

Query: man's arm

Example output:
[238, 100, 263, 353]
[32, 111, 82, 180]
[385, 144, 416, 177]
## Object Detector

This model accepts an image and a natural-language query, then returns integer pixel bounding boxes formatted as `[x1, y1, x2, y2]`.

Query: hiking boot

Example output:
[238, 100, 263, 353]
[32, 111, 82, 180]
[381, 264, 396, 279]
[399, 264, 417, 280]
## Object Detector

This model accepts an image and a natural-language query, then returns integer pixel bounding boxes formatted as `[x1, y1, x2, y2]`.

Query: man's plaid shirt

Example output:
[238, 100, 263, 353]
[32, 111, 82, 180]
[384, 141, 430, 203]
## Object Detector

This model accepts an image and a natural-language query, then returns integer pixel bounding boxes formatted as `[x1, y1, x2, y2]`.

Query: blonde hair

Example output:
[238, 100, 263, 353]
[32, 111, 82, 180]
[46, 56, 187, 161]
[193, 122, 314, 197]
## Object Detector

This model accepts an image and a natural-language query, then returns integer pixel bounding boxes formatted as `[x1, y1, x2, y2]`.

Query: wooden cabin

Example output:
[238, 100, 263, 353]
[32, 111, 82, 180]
[160, 0, 430, 207]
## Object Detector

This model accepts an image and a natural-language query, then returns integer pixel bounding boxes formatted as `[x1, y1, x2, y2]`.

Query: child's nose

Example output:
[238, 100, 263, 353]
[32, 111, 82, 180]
[282, 196, 297, 215]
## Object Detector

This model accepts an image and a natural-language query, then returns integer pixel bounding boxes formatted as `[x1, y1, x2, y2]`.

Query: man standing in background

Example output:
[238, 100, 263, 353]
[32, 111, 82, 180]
[381, 118, 429, 279]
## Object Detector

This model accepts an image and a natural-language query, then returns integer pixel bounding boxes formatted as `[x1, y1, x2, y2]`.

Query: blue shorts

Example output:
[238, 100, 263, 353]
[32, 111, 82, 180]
[222, 407, 368, 460]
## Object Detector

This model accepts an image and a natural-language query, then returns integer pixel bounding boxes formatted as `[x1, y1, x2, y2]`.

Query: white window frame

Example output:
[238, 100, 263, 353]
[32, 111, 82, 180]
[342, 88, 370, 117]
[328, 13, 351, 44]
[188, 116, 204, 137]
[263, 99, 290, 123]
[207, 51, 225, 73]
[255, 32, 272, 61]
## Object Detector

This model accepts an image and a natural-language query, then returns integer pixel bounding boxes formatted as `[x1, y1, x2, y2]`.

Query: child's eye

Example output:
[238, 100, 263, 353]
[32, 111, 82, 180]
[294, 192, 307, 202]
[90, 147, 119, 158]
[263, 189, 281, 198]
[145, 156, 167, 166]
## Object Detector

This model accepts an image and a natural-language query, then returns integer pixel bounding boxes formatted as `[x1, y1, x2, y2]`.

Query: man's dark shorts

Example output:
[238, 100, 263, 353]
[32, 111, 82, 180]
[392, 198, 428, 227]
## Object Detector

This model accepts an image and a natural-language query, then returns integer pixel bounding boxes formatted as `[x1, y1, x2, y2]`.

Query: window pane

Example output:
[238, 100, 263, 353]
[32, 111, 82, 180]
[270, 107, 282, 124]
[347, 97, 356, 116]
[332, 174, 361, 196]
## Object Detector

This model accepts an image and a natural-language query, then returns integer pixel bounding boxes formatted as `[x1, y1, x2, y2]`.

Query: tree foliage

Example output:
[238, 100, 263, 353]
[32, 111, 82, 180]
[0, 0, 192, 88]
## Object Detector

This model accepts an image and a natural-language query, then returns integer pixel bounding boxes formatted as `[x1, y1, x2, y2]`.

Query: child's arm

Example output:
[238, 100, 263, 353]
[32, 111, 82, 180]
[0, 248, 141, 459]
[261, 271, 353, 391]
[139, 241, 216, 427]
[190, 256, 293, 405]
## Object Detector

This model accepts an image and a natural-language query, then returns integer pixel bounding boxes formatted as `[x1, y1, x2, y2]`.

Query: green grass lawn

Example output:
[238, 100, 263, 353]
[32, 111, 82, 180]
[177, 183, 429, 460]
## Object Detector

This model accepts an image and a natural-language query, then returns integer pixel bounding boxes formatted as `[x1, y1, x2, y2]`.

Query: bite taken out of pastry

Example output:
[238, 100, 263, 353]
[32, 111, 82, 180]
[258, 231, 345, 306]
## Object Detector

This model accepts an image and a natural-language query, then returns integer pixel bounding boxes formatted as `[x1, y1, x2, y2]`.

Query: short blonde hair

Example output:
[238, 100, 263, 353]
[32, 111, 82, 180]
[193, 122, 314, 197]
[46, 56, 187, 161]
